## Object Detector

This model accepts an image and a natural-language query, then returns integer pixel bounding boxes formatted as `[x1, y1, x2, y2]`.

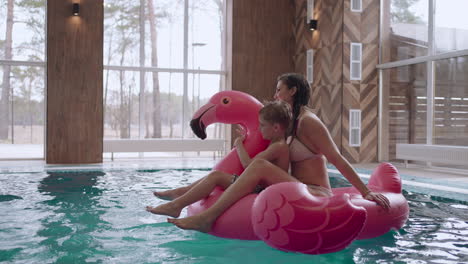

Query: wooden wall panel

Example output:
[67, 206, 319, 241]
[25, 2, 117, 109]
[232, 0, 295, 101]
[294, 0, 313, 78]
[295, 0, 344, 147]
[294, 0, 380, 163]
[47, 0, 103, 164]
[342, 0, 380, 163]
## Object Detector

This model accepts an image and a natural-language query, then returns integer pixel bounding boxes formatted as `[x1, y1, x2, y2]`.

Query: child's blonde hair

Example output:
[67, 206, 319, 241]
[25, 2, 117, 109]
[259, 101, 293, 134]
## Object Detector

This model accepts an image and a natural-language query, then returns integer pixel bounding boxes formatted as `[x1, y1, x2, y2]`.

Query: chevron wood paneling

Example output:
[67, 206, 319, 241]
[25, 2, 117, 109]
[322, 84, 343, 146]
[342, 0, 380, 162]
[361, 0, 380, 44]
[321, 44, 343, 86]
[342, 83, 378, 162]
[362, 44, 379, 83]
[343, 4, 361, 42]
[320, 4, 343, 46]
[343, 0, 379, 44]
[294, 0, 380, 163]
[294, 0, 344, 149]
[359, 83, 378, 162]
[343, 83, 360, 108]
[294, 0, 311, 76]
[311, 0, 323, 49]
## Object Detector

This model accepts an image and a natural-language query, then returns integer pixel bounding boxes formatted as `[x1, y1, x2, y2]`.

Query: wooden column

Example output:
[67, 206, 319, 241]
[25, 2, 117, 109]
[46, 0, 103, 164]
[230, 0, 295, 143]
[231, 0, 295, 101]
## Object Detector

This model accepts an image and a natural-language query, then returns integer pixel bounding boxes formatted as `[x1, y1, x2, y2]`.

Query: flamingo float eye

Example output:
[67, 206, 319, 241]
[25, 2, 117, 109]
[221, 97, 231, 105]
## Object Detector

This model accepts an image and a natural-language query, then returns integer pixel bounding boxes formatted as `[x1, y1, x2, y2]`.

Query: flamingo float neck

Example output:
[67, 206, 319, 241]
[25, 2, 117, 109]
[190, 91, 270, 175]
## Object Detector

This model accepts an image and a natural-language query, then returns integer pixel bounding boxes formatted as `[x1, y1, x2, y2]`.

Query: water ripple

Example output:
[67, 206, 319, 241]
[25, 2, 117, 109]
[0, 169, 467, 263]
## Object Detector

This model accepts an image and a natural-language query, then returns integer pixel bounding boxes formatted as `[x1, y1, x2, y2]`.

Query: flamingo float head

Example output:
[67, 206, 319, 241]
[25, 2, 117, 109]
[190, 91, 264, 139]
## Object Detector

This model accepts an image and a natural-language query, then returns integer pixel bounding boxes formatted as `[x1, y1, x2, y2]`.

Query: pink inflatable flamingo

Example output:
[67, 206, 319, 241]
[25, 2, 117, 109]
[252, 162, 409, 254]
[188, 91, 269, 239]
[190, 90, 269, 175]
[188, 91, 409, 254]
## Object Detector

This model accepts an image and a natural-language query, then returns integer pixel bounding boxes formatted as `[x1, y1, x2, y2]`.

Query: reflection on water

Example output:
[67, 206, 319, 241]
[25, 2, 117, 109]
[0, 194, 22, 202]
[0, 169, 467, 263]
[37, 171, 109, 263]
[392, 191, 468, 263]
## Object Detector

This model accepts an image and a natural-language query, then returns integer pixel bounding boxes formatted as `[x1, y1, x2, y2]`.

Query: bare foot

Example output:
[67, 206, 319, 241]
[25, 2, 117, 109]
[167, 215, 214, 233]
[146, 203, 182, 218]
[153, 188, 187, 201]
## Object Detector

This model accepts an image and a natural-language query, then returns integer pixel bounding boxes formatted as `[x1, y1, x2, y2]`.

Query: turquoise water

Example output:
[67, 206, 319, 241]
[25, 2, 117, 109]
[0, 169, 467, 264]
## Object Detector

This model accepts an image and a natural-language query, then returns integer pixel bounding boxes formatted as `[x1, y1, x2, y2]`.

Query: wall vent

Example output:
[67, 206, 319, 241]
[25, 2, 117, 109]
[349, 109, 361, 147]
[350, 42, 362, 81]
[306, 49, 314, 83]
[351, 0, 362, 12]
[307, 0, 314, 21]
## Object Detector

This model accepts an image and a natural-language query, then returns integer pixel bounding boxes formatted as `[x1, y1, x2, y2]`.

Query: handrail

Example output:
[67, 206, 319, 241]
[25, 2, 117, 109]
[377, 49, 468, 69]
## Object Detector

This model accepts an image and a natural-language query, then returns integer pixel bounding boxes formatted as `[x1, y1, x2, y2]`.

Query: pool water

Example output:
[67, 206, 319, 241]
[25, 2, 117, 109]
[0, 169, 467, 263]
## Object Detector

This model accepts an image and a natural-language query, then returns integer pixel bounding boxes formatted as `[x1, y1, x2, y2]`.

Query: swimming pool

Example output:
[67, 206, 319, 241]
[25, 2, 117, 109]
[1, 168, 467, 263]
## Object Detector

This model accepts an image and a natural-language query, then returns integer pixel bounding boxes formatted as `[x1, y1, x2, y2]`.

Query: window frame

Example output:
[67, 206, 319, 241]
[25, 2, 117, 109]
[378, 0, 468, 161]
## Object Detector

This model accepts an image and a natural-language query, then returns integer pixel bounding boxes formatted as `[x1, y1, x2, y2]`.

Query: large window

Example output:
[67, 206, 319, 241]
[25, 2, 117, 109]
[380, 63, 428, 160]
[382, 0, 468, 61]
[434, 0, 468, 53]
[379, 0, 468, 163]
[103, 0, 227, 158]
[0, 0, 227, 160]
[433, 56, 468, 146]
[0, 0, 46, 159]
[382, 0, 429, 64]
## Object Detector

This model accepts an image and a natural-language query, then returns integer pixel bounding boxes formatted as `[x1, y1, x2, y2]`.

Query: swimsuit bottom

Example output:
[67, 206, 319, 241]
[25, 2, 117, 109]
[307, 184, 333, 197]
[232, 175, 332, 197]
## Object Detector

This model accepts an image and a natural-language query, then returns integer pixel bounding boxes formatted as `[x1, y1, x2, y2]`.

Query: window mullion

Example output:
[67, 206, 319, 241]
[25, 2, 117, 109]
[426, 0, 435, 146]
[182, 0, 189, 139]
[139, 0, 146, 141]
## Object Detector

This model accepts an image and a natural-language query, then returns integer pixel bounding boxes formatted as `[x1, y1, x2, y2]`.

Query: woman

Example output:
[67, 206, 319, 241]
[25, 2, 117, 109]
[167, 73, 390, 233]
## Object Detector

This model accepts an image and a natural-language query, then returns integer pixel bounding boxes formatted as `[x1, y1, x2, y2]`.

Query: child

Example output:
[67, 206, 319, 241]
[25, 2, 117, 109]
[146, 100, 292, 218]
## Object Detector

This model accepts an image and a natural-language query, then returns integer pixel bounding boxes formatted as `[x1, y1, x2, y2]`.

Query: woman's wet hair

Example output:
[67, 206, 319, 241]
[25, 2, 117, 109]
[259, 100, 293, 135]
[277, 73, 311, 136]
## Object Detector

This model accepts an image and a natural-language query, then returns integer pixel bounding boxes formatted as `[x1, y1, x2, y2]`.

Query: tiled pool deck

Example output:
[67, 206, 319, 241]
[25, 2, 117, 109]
[1, 158, 467, 202]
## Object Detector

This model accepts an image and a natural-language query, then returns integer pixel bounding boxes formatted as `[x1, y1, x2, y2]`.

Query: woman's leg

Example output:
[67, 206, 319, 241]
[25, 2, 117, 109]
[147, 171, 233, 217]
[167, 159, 298, 232]
[153, 177, 205, 200]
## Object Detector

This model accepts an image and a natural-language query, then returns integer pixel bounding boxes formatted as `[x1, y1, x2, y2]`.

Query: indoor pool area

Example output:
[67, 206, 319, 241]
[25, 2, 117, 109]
[2, 0, 468, 263]
[1, 160, 467, 263]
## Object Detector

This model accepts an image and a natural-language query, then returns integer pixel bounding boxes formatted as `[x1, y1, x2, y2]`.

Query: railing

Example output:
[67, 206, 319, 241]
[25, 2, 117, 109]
[103, 138, 227, 160]
[1, 59, 229, 160]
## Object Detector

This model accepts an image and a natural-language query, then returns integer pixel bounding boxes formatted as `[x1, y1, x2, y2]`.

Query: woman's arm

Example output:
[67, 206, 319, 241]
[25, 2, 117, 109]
[298, 115, 390, 209]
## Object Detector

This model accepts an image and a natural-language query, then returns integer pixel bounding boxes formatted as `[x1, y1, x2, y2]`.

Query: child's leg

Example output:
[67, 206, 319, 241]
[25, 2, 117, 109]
[147, 171, 233, 217]
[168, 159, 298, 232]
[153, 177, 204, 200]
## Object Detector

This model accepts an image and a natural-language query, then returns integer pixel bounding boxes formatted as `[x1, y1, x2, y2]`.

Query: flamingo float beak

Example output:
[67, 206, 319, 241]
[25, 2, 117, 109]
[190, 103, 216, 140]
[190, 118, 207, 139]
